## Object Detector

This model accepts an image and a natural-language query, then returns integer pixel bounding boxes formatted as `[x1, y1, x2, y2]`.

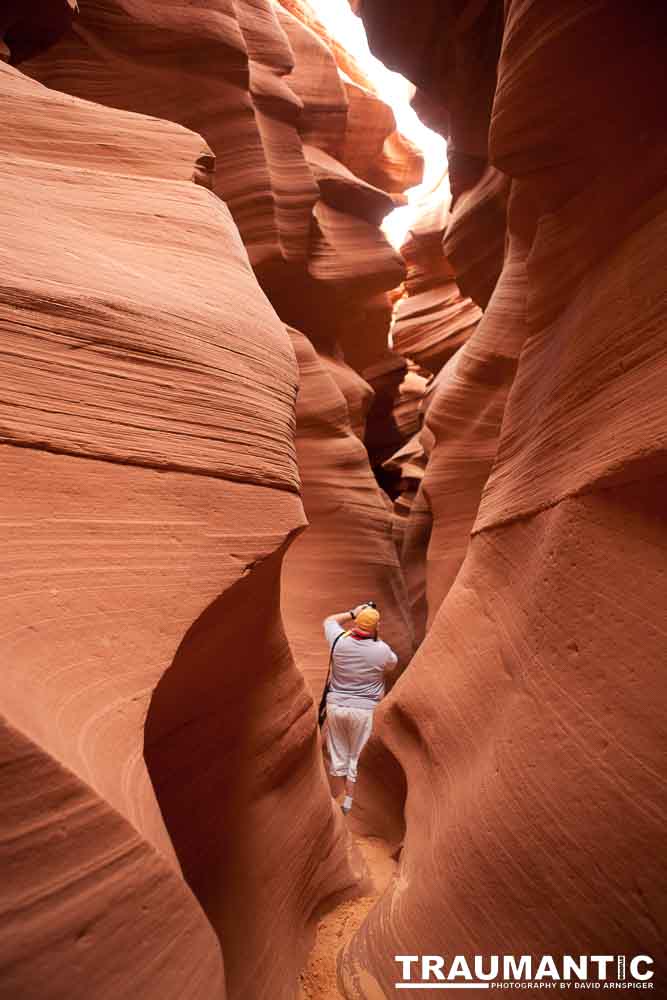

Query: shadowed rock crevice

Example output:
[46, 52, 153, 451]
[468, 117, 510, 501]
[145, 538, 360, 1000]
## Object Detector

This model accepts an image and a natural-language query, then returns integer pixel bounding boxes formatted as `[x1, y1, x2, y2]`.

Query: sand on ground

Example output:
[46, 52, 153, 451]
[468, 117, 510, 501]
[298, 833, 397, 999]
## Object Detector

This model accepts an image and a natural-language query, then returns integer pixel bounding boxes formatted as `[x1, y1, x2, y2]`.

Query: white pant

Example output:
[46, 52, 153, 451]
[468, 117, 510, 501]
[326, 704, 374, 781]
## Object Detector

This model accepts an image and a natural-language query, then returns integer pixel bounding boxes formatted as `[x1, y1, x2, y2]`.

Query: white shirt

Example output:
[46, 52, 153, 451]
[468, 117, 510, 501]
[323, 618, 398, 710]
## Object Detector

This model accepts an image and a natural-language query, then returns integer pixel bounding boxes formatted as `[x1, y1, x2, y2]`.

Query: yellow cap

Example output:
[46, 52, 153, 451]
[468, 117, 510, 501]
[356, 606, 380, 632]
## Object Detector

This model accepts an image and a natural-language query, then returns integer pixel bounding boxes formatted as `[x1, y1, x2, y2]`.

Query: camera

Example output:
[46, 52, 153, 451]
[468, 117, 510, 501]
[365, 600, 377, 609]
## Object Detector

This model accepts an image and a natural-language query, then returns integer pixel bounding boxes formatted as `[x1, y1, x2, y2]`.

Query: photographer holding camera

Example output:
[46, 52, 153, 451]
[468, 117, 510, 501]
[320, 602, 398, 815]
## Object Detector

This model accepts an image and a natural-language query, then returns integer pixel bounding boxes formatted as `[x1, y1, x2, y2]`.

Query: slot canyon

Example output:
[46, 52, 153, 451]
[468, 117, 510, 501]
[1, 1, 665, 998]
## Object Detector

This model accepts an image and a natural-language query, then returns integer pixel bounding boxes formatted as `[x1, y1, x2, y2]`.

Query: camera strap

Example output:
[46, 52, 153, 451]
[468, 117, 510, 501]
[318, 630, 348, 729]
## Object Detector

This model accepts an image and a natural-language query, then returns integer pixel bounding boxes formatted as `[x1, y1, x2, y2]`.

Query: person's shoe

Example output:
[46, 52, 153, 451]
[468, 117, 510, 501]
[341, 795, 353, 815]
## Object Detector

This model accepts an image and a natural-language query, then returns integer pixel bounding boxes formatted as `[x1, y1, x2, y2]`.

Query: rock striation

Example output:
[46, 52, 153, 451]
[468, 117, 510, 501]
[22, 0, 318, 280]
[392, 175, 482, 374]
[282, 329, 413, 697]
[0, 42, 358, 1000]
[279, 0, 423, 196]
[22, 1, 412, 384]
[5, 1, 665, 998]
[412, 181, 535, 626]
[342, 0, 667, 994]
[3, 4, 418, 998]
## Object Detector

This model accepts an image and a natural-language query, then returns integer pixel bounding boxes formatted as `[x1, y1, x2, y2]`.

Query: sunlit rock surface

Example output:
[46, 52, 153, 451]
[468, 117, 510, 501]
[342, 78, 422, 196]
[356, 0, 503, 201]
[279, 0, 423, 194]
[393, 176, 482, 373]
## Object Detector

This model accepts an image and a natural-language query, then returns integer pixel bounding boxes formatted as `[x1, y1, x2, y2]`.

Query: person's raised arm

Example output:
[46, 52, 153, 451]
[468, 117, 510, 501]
[383, 648, 399, 674]
[381, 647, 399, 693]
[323, 605, 366, 628]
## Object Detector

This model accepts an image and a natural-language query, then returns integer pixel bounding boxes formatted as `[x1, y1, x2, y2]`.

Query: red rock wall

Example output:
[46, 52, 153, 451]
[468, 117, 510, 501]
[22, 0, 318, 278]
[342, 0, 667, 993]
[22, 0, 416, 481]
[274, 1, 424, 484]
[415, 181, 535, 625]
[283, 330, 413, 697]
[8, 1, 663, 996]
[388, 161, 509, 632]
[0, 53, 357, 1000]
[1, 0, 76, 63]
[278, 0, 423, 196]
[442, 163, 510, 309]
[356, 0, 503, 200]
[392, 177, 482, 375]
[3, 4, 418, 997]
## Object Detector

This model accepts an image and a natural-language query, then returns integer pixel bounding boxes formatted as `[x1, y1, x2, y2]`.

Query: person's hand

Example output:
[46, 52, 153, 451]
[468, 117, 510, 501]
[352, 604, 367, 617]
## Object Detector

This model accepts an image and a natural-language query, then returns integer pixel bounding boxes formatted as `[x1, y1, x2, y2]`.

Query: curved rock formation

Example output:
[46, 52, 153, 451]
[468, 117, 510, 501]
[416, 181, 535, 625]
[278, 0, 423, 195]
[355, 0, 503, 200]
[23, 0, 410, 384]
[393, 176, 482, 373]
[21, 0, 414, 624]
[1, 57, 356, 1000]
[4, 4, 425, 994]
[1, 0, 77, 64]
[282, 329, 413, 697]
[22, 0, 318, 279]
[342, 0, 667, 993]
[442, 163, 510, 308]
[382, 434, 430, 637]
[275, 3, 348, 159]
[7, 0, 664, 997]
[341, 78, 422, 196]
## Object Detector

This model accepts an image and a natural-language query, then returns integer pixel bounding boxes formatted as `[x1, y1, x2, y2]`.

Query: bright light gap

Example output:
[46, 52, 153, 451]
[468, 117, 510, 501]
[302, 0, 448, 249]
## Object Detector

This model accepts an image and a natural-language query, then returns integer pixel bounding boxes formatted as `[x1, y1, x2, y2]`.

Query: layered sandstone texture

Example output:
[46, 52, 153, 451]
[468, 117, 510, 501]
[0, 52, 365, 1000]
[22, 0, 319, 278]
[22, 0, 416, 666]
[23, 0, 412, 365]
[392, 175, 482, 374]
[413, 180, 535, 626]
[3, 3, 423, 997]
[342, 0, 667, 994]
[282, 331, 413, 696]
[356, 0, 503, 200]
[278, 0, 423, 196]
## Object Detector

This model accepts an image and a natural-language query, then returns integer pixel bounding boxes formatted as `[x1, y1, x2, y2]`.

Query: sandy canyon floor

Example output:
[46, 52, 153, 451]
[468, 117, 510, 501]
[299, 832, 397, 999]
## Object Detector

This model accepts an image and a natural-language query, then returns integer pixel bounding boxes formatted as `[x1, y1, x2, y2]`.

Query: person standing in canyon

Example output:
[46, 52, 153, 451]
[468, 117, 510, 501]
[321, 604, 398, 815]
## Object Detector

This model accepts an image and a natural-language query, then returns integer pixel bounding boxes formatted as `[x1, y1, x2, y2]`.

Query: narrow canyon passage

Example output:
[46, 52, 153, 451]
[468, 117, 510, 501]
[1, 2, 665, 999]
[299, 835, 399, 1000]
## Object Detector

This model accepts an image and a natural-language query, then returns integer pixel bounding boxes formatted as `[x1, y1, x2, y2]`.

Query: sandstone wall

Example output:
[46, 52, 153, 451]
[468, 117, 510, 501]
[2, 4, 417, 997]
[20, 1, 418, 697]
[5, 1, 662, 997]
[342, 0, 667, 993]
[0, 39, 357, 1000]
[283, 330, 413, 695]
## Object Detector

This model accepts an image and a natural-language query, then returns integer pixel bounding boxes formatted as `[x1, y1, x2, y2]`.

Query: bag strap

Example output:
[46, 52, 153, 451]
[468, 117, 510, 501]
[318, 629, 348, 727]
